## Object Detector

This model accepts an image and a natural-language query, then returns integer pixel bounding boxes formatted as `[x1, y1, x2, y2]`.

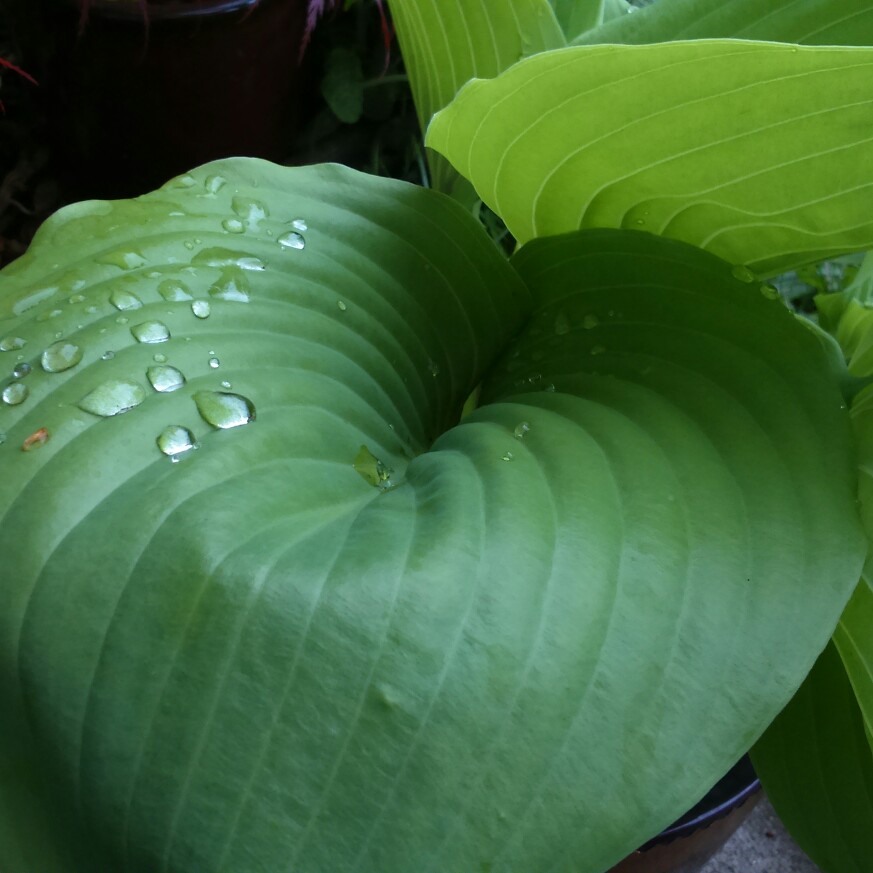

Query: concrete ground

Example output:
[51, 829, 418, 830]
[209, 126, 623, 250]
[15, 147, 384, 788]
[700, 795, 821, 873]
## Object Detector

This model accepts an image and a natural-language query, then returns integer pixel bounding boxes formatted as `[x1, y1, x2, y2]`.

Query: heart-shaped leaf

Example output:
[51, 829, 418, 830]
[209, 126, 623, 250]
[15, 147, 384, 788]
[0, 160, 865, 873]
[427, 41, 873, 275]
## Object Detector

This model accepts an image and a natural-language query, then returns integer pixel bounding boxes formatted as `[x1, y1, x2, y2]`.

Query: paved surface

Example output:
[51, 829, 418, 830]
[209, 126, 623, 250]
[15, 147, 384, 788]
[700, 795, 821, 873]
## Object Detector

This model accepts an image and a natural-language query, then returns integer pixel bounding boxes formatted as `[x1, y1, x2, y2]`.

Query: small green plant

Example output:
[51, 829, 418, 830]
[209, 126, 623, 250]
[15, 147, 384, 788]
[1, 1, 872, 872]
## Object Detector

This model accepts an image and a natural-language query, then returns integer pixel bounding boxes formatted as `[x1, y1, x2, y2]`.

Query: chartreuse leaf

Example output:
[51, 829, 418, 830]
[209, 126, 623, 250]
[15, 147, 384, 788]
[575, 0, 873, 47]
[427, 41, 873, 275]
[387, 0, 564, 196]
[0, 167, 865, 873]
[751, 642, 873, 873]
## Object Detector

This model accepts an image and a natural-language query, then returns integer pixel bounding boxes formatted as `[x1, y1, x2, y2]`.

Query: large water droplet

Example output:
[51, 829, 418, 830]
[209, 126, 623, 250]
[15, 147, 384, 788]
[514, 421, 530, 440]
[12, 362, 31, 379]
[131, 321, 170, 344]
[158, 279, 193, 302]
[732, 264, 755, 283]
[41, 341, 83, 372]
[278, 231, 305, 250]
[583, 314, 599, 330]
[78, 379, 147, 417]
[157, 425, 197, 460]
[2, 382, 28, 406]
[0, 336, 26, 352]
[204, 174, 227, 194]
[193, 247, 265, 271]
[554, 313, 570, 335]
[167, 173, 196, 189]
[222, 218, 245, 234]
[354, 444, 393, 490]
[147, 365, 186, 393]
[208, 357, 220, 369]
[208, 269, 251, 303]
[193, 390, 255, 429]
[231, 196, 269, 228]
[96, 250, 147, 271]
[110, 288, 144, 311]
[291, 218, 308, 232]
[191, 300, 211, 319]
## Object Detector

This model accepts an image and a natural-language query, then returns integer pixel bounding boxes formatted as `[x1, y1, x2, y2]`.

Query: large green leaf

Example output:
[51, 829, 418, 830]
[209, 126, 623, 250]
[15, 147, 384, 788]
[752, 642, 873, 873]
[575, 0, 873, 47]
[427, 40, 873, 275]
[0, 162, 865, 873]
[387, 0, 565, 196]
[834, 583, 873, 750]
[549, 0, 633, 41]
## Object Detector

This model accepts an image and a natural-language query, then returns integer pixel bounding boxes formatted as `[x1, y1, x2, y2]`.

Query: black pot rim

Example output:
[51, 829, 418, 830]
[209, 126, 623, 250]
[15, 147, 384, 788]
[70, 0, 265, 22]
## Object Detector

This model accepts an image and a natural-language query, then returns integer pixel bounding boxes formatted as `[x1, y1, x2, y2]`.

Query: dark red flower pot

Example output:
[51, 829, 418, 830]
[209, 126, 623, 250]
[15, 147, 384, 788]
[609, 756, 762, 873]
[43, 0, 309, 198]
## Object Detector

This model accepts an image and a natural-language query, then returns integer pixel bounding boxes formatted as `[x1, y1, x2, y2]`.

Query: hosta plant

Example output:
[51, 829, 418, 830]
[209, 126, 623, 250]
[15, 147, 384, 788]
[1, 1, 873, 872]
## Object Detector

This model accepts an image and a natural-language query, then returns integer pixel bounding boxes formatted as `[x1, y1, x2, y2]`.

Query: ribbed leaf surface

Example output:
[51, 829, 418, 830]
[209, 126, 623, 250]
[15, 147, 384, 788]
[575, 0, 873, 47]
[427, 41, 873, 275]
[0, 163, 865, 873]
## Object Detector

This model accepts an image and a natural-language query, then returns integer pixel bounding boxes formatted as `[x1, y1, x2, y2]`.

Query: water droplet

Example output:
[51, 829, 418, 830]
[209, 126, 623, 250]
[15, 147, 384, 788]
[191, 300, 211, 319]
[167, 173, 196, 189]
[220, 380, 232, 389]
[193, 247, 265, 271]
[21, 427, 49, 451]
[760, 284, 780, 301]
[193, 390, 255, 429]
[428, 360, 440, 377]
[336, 300, 347, 311]
[634, 218, 645, 226]
[153, 352, 168, 363]
[115, 316, 129, 325]
[501, 451, 514, 462]
[0, 336, 26, 352]
[147, 365, 186, 393]
[583, 314, 599, 330]
[544, 383, 556, 392]
[100, 351, 115, 361]
[278, 231, 305, 250]
[96, 250, 147, 271]
[204, 174, 227, 194]
[131, 321, 170, 344]
[12, 362, 31, 379]
[590, 345, 606, 356]
[732, 265, 755, 283]
[36, 309, 63, 322]
[209, 357, 220, 369]
[68, 293, 86, 304]
[353, 444, 393, 490]
[110, 288, 144, 311]
[2, 382, 29, 406]
[78, 379, 147, 417]
[183, 240, 195, 251]
[157, 425, 197, 460]
[513, 421, 530, 440]
[158, 279, 193, 302]
[41, 341, 83, 372]
[13, 285, 59, 315]
[291, 218, 308, 232]
[554, 313, 570, 335]
[86, 305, 99, 314]
[222, 218, 246, 234]
[231, 196, 269, 228]
[208, 269, 250, 303]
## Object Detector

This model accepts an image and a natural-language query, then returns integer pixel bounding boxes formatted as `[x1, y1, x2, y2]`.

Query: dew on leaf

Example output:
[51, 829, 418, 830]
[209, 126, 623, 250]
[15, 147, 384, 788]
[191, 300, 211, 319]
[68, 293, 86, 304]
[193, 390, 255, 429]
[204, 174, 227, 194]
[2, 382, 29, 406]
[41, 341, 83, 372]
[157, 425, 197, 460]
[221, 380, 232, 389]
[209, 357, 220, 369]
[354, 444, 393, 490]
[167, 173, 196, 189]
[513, 421, 530, 440]
[583, 314, 599, 330]
[13, 286, 58, 315]
[147, 365, 186, 393]
[96, 250, 147, 271]
[760, 284, 780, 301]
[337, 300, 347, 311]
[278, 231, 305, 250]
[153, 352, 168, 363]
[0, 336, 26, 352]
[732, 264, 755, 283]
[110, 288, 144, 311]
[291, 218, 308, 232]
[100, 351, 115, 361]
[21, 427, 49, 451]
[222, 218, 245, 234]
[428, 360, 440, 377]
[231, 196, 269, 228]
[158, 279, 193, 302]
[131, 321, 170, 344]
[501, 451, 514, 461]
[78, 379, 146, 417]
[193, 247, 265, 271]
[12, 362, 31, 379]
[36, 309, 63, 322]
[209, 269, 251, 303]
